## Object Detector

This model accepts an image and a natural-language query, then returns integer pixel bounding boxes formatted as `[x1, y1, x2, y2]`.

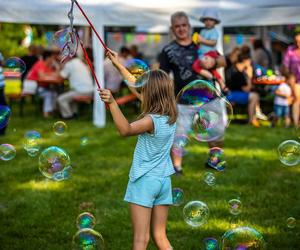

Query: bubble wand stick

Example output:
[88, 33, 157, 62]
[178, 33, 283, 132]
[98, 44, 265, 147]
[66, 0, 109, 91]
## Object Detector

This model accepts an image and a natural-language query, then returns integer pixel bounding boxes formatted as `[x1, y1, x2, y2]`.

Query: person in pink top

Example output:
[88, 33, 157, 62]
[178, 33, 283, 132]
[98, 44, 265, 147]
[283, 32, 300, 126]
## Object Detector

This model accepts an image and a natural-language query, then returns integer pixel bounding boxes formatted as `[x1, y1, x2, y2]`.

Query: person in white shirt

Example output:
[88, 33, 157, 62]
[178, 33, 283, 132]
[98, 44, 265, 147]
[104, 46, 132, 93]
[273, 73, 295, 127]
[58, 56, 94, 119]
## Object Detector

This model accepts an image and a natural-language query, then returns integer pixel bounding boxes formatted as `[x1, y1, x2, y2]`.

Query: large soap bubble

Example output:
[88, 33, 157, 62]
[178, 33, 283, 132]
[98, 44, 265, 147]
[220, 226, 266, 249]
[183, 200, 209, 227]
[277, 140, 300, 166]
[38, 146, 71, 180]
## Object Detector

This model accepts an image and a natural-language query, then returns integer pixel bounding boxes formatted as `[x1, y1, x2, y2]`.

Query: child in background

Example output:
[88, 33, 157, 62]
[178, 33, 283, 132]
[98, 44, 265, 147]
[192, 50, 226, 90]
[0, 52, 7, 136]
[100, 49, 176, 250]
[273, 73, 295, 127]
[196, 9, 220, 56]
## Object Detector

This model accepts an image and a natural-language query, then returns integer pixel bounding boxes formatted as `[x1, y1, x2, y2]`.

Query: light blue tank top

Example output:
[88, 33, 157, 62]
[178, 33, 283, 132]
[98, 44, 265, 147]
[129, 114, 176, 182]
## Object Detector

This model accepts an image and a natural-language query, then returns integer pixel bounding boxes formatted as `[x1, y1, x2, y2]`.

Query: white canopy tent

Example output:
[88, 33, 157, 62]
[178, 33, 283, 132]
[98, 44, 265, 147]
[1, 0, 300, 127]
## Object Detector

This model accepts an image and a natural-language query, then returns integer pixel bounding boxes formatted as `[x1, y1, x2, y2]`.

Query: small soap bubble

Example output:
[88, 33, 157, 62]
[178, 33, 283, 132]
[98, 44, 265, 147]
[53, 121, 67, 136]
[172, 188, 184, 206]
[0, 144, 16, 161]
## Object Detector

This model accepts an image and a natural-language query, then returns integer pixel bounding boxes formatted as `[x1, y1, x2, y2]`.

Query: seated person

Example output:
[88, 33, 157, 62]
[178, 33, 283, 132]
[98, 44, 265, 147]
[192, 50, 226, 90]
[24, 50, 58, 118]
[58, 55, 94, 119]
[226, 52, 260, 127]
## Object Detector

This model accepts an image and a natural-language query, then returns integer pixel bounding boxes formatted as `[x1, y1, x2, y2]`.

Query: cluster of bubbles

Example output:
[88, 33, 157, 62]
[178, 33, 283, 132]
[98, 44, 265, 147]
[1, 109, 72, 181]
[171, 80, 233, 157]
[73, 212, 104, 249]
[201, 227, 266, 250]
[277, 130, 299, 229]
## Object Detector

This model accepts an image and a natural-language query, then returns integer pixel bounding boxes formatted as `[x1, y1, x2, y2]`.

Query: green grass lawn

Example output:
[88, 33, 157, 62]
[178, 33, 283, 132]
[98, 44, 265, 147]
[0, 108, 300, 249]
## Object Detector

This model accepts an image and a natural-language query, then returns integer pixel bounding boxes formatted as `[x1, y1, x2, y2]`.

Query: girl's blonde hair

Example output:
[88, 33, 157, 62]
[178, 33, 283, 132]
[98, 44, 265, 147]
[140, 69, 177, 124]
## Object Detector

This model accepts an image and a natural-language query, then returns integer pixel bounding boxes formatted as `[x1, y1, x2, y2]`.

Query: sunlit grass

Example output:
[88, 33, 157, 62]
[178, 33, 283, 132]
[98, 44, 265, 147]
[15, 180, 65, 191]
[0, 106, 299, 249]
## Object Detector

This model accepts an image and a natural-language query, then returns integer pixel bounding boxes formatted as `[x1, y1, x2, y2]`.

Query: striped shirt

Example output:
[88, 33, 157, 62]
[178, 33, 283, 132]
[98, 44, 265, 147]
[129, 114, 176, 182]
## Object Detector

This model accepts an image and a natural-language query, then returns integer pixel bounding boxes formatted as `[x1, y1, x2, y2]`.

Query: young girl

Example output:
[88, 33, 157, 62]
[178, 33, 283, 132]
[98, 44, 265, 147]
[100, 50, 177, 250]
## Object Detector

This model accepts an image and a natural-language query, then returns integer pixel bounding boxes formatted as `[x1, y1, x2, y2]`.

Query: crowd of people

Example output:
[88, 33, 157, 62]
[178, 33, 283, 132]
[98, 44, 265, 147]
[1, 45, 94, 120]
[224, 32, 300, 128]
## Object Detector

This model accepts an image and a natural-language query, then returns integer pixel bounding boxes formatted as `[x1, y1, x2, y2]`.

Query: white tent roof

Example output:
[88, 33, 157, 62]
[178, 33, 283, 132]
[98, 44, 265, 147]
[1, 0, 300, 27]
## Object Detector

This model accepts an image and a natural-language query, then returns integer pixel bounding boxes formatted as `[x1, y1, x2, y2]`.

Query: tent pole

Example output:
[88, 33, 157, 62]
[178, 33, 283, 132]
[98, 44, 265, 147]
[92, 23, 106, 128]
[216, 24, 225, 79]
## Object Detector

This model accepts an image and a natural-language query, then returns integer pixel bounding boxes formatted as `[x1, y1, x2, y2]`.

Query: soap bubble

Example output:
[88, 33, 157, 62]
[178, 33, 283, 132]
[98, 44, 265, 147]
[177, 80, 232, 142]
[77, 212, 96, 229]
[52, 165, 72, 181]
[54, 28, 70, 49]
[80, 137, 89, 146]
[124, 59, 149, 88]
[203, 237, 219, 250]
[203, 172, 216, 186]
[228, 199, 242, 215]
[172, 188, 184, 206]
[220, 227, 266, 250]
[54, 28, 78, 63]
[287, 217, 296, 228]
[72, 228, 104, 250]
[0, 105, 11, 129]
[38, 146, 71, 180]
[4, 57, 26, 74]
[0, 144, 16, 161]
[207, 147, 226, 170]
[23, 130, 41, 157]
[177, 80, 221, 107]
[183, 200, 209, 227]
[277, 140, 300, 166]
[172, 134, 189, 156]
[190, 98, 232, 142]
[53, 121, 67, 136]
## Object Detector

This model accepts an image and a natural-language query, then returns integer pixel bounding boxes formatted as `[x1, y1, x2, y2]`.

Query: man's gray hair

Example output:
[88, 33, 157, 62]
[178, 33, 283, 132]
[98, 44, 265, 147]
[171, 11, 190, 26]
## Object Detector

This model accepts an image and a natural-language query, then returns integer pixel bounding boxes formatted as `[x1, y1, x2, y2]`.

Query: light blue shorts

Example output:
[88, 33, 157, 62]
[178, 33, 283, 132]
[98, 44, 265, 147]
[124, 175, 173, 208]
